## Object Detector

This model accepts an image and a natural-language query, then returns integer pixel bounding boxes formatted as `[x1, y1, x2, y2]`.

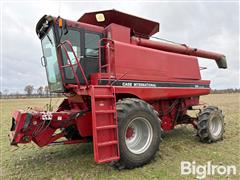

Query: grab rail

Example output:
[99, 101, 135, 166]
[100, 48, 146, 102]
[58, 40, 88, 88]
[98, 38, 115, 84]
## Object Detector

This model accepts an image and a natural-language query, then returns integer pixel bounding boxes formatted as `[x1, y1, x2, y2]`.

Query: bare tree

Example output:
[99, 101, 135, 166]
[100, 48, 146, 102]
[44, 85, 49, 96]
[3, 89, 8, 95]
[37, 86, 44, 96]
[24, 85, 34, 96]
[15, 91, 20, 98]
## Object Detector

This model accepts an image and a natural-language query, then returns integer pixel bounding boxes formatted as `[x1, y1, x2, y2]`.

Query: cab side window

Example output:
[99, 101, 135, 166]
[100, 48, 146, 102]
[61, 29, 81, 79]
[85, 32, 100, 57]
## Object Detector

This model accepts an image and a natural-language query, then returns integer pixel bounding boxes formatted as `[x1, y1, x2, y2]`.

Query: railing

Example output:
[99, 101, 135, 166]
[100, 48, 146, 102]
[58, 40, 88, 88]
[98, 38, 115, 84]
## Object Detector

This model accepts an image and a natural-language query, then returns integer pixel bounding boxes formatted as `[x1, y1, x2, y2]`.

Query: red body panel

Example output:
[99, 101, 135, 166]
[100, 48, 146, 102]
[75, 112, 92, 137]
[106, 24, 130, 43]
[113, 41, 201, 81]
[114, 86, 209, 101]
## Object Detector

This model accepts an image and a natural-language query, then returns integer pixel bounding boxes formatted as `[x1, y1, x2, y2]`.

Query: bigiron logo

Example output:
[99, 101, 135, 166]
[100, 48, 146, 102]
[180, 161, 237, 179]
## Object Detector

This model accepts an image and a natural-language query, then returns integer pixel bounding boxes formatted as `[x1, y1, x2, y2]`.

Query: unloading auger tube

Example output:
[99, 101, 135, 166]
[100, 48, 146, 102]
[131, 36, 227, 69]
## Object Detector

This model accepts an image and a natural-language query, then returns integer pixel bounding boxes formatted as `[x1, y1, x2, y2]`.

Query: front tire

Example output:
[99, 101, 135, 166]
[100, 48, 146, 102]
[197, 106, 224, 143]
[113, 98, 162, 169]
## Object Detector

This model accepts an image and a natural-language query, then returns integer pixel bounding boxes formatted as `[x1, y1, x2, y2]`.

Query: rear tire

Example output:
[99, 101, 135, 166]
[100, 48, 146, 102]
[113, 98, 162, 169]
[197, 106, 224, 143]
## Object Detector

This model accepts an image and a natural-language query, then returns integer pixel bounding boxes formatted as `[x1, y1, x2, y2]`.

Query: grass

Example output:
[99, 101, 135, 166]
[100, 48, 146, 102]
[0, 94, 239, 179]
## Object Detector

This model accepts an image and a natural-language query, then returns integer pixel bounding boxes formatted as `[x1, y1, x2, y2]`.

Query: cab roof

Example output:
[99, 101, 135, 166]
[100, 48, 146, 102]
[78, 9, 159, 38]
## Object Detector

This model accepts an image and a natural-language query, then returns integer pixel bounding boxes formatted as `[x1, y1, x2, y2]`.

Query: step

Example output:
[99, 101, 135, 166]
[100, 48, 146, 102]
[91, 86, 119, 163]
[96, 125, 117, 130]
[94, 95, 114, 99]
[95, 110, 116, 114]
[97, 156, 119, 163]
[98, 140, 118, 147]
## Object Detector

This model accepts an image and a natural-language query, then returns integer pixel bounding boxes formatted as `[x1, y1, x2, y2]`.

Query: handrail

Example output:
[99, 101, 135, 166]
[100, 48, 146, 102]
[98, 38, 115, 84]
[58, 40, 89, 87]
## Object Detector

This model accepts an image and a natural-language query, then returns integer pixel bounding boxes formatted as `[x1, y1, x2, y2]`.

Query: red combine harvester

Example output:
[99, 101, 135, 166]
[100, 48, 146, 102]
[9, 10, 227, 169]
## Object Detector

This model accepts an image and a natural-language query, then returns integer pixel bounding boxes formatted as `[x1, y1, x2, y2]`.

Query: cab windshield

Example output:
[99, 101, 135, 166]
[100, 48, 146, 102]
[41, 28, 64, 92]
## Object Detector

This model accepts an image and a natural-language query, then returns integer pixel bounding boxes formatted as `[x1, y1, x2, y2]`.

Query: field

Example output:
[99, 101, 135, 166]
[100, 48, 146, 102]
[0, 93, 239, 179]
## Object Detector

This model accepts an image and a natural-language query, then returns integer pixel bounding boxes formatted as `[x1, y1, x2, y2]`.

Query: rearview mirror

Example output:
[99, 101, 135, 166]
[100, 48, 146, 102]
[41, 56, 46, 67]
[44, 48, 52, 57]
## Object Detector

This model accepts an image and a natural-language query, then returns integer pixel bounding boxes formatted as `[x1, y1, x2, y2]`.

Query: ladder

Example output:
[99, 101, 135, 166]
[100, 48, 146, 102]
[91, 86, 120, 163]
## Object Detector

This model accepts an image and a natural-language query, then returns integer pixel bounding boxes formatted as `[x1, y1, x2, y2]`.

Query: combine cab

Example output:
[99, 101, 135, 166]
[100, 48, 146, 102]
[9, 10, 226, 169]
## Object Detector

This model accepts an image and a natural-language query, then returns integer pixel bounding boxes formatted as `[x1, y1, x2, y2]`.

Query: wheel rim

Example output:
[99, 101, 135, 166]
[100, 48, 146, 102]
[125, 117, 153, 154]
[209, 116, 222, 138]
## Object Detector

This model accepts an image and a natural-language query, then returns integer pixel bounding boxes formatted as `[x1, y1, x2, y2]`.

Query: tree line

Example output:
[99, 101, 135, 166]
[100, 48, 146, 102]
[211, 88, 240, 94]
[0, 85, 62, 99]
[24, 85, 49, 96]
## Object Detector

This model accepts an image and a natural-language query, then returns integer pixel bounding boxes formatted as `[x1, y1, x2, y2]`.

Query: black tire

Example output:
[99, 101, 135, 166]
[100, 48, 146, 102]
[113, 98, 162, 169]
[197, 106, 224, 143]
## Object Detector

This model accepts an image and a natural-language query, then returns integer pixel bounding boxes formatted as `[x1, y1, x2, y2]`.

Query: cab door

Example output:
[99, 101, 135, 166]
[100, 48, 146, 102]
[82, 31, 101, 80]
[60, 28, 84, 84]
[60, 29, 102, 85]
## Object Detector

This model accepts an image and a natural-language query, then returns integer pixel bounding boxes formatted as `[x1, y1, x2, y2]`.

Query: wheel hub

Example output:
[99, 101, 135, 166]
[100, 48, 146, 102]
[125, 117, 153, 154]
[126, 126, 135, 140]
[209, 115, 223, 138]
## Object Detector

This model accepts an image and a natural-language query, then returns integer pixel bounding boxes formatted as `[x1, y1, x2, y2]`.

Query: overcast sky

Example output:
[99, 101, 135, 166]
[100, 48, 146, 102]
[0, 1, 239, 93]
